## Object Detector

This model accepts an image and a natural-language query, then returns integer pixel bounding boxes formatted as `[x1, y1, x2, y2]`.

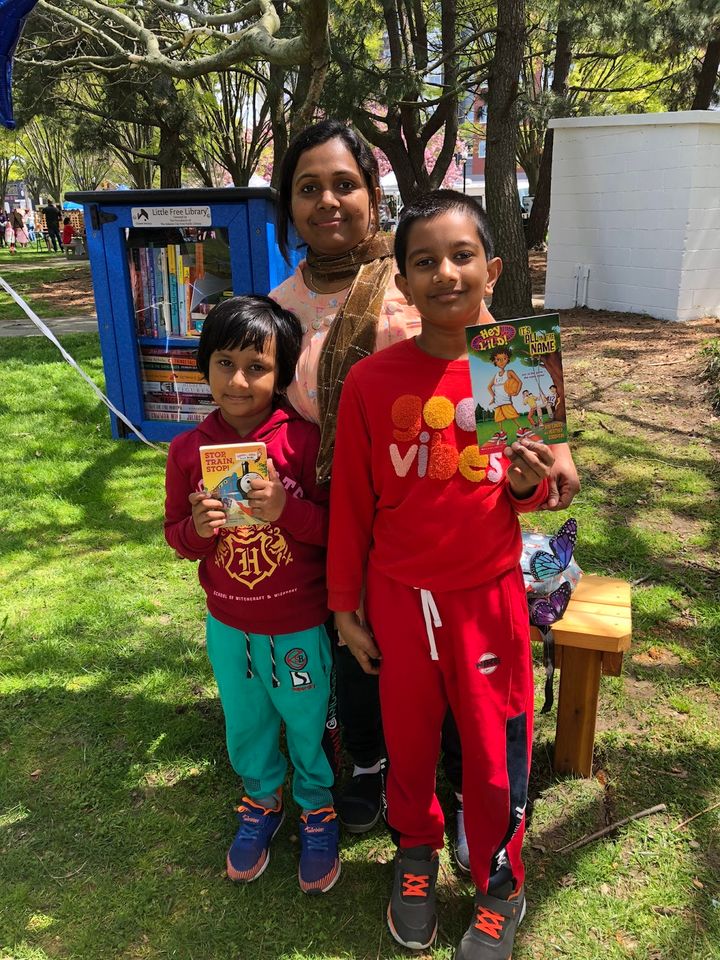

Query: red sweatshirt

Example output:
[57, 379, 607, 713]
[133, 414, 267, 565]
[165, 404, 329, 634]
[328, 338, 548, 612]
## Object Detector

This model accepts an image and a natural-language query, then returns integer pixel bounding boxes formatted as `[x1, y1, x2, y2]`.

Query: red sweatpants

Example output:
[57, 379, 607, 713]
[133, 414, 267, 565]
[366, 562, 534, 894]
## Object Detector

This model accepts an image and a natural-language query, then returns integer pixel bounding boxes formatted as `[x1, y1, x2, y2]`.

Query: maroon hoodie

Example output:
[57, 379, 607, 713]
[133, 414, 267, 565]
[164, 404, 329, 635]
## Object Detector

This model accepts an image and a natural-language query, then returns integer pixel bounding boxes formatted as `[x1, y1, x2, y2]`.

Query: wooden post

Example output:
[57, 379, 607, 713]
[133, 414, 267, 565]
[553, 645, 602, 776]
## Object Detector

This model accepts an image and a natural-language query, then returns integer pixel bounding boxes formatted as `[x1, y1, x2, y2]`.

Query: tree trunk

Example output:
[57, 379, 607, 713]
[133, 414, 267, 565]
[158, 125, 182, 188]
[691, 26, 720, 110]
[525, 18, 573, 248]
[484, 0, 533, 319]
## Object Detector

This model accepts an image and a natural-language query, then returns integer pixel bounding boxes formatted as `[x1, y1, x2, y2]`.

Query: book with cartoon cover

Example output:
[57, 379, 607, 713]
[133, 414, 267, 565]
[199, 442, 268, 528]
[465, 313, 567, 451]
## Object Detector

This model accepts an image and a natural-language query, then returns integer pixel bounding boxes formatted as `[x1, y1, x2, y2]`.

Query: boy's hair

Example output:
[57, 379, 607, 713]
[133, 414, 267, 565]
[63, 216, 70, 224]
[196, 295, 302, 393]
[277, 119, 380, 263]
[489, 346, 511, 362]
[394, 189, 495, 275]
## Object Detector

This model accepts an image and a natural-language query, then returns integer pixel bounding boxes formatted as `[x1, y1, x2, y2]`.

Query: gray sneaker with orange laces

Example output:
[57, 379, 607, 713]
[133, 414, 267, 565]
[387, 845, 439, 950]
[455, 885, 526, 960]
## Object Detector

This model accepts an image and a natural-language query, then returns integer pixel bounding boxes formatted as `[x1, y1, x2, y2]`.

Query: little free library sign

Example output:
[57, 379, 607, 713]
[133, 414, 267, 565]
[131, 206, 212, 228]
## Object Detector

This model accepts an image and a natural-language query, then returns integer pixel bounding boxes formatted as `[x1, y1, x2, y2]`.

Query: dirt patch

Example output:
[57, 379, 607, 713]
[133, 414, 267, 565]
[30, 268, 95, 314]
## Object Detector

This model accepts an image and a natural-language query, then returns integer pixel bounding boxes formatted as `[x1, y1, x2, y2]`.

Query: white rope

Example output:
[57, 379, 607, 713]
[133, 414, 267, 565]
[0, 274, 165, 454]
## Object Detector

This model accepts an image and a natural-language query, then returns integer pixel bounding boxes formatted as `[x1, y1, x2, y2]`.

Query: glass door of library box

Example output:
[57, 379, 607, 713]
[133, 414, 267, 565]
[66, 188, 298, 442]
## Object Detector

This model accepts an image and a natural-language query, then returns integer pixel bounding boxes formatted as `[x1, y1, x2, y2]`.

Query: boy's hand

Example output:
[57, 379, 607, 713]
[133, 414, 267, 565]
[189, 490, 226, 537]
[246, 458, 287, 523]
[504, 439, 555, 498]
[335, 611, 381, 675]
[541, 443, 580, 510]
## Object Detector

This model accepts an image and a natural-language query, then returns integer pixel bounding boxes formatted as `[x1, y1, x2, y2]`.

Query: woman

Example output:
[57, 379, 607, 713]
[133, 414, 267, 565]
[10, 208, 28, 251]
[269, 119, 580, 850]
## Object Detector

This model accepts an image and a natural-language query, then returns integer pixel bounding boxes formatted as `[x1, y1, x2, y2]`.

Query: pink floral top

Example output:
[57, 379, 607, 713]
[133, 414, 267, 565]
[271, 261, 422, 424]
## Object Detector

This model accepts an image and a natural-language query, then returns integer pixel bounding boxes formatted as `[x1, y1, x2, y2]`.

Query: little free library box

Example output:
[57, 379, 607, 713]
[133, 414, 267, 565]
[66, 188, 298, 441]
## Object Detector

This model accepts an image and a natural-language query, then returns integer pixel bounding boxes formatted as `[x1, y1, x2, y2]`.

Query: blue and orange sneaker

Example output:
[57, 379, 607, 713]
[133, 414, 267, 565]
[226, 796, 284, 883]
[298, 806, 341, 894]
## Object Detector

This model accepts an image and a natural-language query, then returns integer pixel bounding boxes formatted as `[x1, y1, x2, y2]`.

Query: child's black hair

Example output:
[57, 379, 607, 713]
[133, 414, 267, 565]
[489, 346, 511, 363]
[277, 119, 380, 263]
[394, 189, 495, 276]
[196, 295, 302, 393]
[63, 216, 71, 225]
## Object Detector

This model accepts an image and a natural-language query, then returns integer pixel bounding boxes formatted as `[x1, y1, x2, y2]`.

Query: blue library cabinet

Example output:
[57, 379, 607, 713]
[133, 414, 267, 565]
[66, 187, 298, 441]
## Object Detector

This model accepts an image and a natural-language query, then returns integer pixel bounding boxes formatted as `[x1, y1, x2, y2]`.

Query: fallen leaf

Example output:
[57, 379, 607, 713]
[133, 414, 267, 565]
[692, 878, 704, 890]
[29, 769, 41, 780]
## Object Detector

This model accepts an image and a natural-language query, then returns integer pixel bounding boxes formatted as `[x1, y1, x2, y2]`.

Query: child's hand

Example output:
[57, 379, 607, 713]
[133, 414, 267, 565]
[335, 611, 382, 675]
[189, 490, 226, 537]
[246, 458, 287, 523]
[504, 439, 555, 498]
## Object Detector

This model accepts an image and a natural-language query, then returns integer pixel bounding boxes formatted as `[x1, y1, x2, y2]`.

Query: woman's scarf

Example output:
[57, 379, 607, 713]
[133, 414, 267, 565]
[310, 231, 395, 483]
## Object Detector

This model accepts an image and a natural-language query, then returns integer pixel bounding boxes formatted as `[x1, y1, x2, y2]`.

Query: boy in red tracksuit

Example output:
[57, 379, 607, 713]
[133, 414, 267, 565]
[165, 295, 340, 895]
[328, 191, 555, 960]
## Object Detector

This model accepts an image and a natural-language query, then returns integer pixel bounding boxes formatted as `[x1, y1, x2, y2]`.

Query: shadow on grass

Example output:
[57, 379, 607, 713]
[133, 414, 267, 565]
[2, 660, 719, 959]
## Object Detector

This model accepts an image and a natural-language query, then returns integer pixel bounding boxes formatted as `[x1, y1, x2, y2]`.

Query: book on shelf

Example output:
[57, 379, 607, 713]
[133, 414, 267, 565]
[465, 313, 568, 451]
[146, 409, 208, 423]
[145, 401, 216, 414]
[142, 379, 211, 396]
[199, 442, 268, 528]
[127, 238, 222, 340]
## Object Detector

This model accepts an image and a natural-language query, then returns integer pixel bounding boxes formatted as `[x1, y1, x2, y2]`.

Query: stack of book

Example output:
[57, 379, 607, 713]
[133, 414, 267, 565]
[140, 346, 216, 422]
[128, 241, 219, 338]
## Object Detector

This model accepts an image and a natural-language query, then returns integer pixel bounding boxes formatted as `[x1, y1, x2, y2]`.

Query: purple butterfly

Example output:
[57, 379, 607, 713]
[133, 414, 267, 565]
[529, 518, 577, 581]
[529, 581, 571, 627]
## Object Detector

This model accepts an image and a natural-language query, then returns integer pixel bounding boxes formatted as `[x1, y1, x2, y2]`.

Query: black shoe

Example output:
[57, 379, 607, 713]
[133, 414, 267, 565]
[455, 886, 526, 960]
[336, 769, 383, 833]
[387, 845, 439, 950]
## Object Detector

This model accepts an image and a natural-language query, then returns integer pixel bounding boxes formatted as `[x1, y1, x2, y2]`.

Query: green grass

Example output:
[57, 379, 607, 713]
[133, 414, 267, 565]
[1, 334, 719, 959]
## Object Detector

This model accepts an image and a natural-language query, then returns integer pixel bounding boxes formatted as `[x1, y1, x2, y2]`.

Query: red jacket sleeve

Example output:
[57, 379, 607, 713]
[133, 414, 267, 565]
[164, 441, 217, 561]
[327, 371, 375, 612]
[277, 425, 329, 547]
[505, 477, 549, 513]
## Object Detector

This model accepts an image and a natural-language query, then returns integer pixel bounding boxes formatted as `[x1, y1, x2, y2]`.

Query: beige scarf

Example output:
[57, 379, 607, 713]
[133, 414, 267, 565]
[309, 232, 395, 483]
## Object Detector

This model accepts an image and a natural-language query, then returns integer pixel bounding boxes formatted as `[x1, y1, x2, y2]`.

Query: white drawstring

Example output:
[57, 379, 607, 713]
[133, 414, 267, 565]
[418, 588, 442, 661]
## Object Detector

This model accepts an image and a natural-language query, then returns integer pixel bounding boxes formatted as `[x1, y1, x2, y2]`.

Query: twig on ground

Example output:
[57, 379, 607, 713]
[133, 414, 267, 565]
[646, 359, 689, 367]
[555, 804, 667, 853]
[598, 419, 613, 432]
[35, 856, 88, 881]
[631, 574, 653, 586]
[674, 800, 720, 830]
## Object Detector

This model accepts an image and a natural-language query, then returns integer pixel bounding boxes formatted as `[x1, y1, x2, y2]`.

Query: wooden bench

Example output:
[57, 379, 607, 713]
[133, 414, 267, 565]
[530, 574, 632, 778]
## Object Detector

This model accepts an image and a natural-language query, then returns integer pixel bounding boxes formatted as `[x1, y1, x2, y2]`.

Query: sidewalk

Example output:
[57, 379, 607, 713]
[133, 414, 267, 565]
[0, 314, 98, 338]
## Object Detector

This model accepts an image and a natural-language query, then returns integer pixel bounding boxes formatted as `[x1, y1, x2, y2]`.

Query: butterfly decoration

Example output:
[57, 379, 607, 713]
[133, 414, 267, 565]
[529, 518, 577, 582]
[528, 581, 571, 628]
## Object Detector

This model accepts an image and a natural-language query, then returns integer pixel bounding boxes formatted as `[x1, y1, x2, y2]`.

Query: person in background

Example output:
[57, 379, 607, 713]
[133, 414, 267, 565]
[62, 216, 75, 249]
[25, 209, 36, 243]
[42, 201, 63, 253]
[0, 210, 8, 248]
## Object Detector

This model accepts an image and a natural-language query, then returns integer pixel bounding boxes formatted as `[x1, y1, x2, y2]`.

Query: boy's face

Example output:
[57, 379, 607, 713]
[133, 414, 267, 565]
[395, 209, 501, 331]
[207, 338, 277, 434]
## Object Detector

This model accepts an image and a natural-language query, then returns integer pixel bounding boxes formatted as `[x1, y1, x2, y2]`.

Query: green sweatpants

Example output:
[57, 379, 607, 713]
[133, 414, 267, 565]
[205, 614, 334, 811]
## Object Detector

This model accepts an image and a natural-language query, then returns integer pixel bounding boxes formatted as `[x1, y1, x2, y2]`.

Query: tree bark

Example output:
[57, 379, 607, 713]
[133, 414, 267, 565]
[484, 0, 532, 319]
[525, 18, 572, 249]
[691, 25, 720, 110]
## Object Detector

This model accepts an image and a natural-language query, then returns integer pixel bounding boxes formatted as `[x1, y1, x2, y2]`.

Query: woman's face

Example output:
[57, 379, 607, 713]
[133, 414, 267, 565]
[290, 137, 377, 257]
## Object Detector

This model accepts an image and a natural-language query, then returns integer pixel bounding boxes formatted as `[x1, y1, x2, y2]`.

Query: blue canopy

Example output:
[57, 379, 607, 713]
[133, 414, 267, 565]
[0, 0, 40, 129]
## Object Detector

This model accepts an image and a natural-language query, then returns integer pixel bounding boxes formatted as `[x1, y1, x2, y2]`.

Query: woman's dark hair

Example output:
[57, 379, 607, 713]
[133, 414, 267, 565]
[394, 189, 495, 276]
[276, 119, 380, 262]
[196, 295, 302, 393]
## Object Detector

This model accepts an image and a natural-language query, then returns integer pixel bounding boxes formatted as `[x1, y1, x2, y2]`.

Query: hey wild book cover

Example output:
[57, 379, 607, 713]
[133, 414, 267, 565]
[465, 313, 568, 451]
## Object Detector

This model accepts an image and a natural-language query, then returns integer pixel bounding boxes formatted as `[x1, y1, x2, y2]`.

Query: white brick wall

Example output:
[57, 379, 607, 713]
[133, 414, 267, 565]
[544, 112, 720, 321]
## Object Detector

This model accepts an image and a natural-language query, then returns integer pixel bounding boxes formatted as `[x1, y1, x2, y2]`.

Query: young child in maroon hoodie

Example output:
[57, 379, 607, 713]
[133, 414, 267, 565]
[328, 192, 556, 959]
[164, 295, 340, 894]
